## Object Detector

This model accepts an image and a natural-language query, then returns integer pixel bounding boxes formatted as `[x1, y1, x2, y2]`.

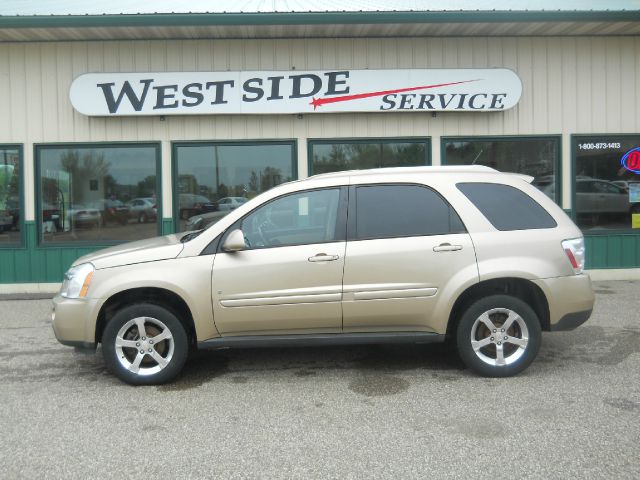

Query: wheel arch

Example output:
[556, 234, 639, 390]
[95, 287, 197, 347]
[446, 277, 551, 337]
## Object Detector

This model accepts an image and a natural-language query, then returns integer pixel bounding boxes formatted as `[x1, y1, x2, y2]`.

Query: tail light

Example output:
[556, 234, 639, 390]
[562, 237, 585, 274]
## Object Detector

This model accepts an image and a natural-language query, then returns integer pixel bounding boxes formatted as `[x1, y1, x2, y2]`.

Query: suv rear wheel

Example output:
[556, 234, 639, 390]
[456, 295, 541, 377]
[102, 303, 188, 385]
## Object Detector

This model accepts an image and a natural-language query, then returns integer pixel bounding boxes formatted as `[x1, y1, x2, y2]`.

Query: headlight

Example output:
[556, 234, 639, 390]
[60, 263, 95, 299]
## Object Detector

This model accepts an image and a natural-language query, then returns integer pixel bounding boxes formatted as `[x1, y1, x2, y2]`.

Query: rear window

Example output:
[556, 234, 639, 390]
[457, 182, 557, 231]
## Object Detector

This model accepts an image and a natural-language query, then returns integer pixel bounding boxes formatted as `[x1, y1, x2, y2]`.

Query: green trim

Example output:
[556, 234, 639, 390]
[0, 144, 25, 249]
[0, 221, 107, 283]
[1, 11, 639, 29]
[440, 135, 562, 205]
[570, 133, 640, 236]
[584, 233, 640, 269]
[307, 137, 432, 177]
[171, 139, 298, 233]
[161, 218, 174, 235]
[34, 141, 162, 248]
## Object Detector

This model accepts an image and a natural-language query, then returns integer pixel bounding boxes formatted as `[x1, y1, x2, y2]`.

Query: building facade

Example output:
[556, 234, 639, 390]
[0, 10, 639, 288]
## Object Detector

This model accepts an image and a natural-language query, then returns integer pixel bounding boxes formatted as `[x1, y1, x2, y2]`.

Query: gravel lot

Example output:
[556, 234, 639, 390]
[1, 281, 639, 479]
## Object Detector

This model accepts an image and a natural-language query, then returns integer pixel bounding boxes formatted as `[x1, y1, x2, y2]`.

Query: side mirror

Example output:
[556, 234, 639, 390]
[222, 229, 246, 252]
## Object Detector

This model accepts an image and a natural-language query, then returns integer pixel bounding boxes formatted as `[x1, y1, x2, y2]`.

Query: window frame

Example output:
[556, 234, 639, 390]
[35, 142, 162, 247]
[0, 144, 25, 249]
[347, 182, 467, 241]
[172, 139, 298, 234]
[571, 133, 640, 236]
[217, 186, 348, 253]
[441, 135, 562, 204]
[307, 137, 431, 176]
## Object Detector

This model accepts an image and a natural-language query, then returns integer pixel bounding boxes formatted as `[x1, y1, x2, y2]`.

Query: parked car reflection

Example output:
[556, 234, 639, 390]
[179, 193, 216, 220]
[66, 204, 101, 229]
[89, 199, 130, 226]
[185, 210, 230, 231]
[215, 196, 248, 211]
[127, 197, 157, 223]
[538, 177, 638, 228]
[576, 179, 630, 215]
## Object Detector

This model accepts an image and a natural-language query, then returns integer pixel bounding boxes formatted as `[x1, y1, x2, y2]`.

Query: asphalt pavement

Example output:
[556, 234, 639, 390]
[0, 281, 639, 479]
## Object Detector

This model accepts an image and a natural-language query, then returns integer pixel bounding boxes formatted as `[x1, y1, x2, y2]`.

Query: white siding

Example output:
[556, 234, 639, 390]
[0, 36, 638, 219]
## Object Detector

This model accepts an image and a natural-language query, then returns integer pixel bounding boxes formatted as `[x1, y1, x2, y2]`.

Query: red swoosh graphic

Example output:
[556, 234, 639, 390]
[310, 79, 481, 109]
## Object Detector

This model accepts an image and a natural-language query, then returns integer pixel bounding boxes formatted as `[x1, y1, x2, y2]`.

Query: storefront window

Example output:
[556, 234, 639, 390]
[37, 144, 159, 244]
[442, 137, 560, 202]
[0, 146, 21, 246]
[309, 139, 430, 175]
[174, 141, 296, 232]
[573, 135, 640, 231]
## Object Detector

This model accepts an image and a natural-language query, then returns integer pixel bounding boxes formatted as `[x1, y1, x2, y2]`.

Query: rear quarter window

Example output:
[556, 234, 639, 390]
[457, 182, 557, 231]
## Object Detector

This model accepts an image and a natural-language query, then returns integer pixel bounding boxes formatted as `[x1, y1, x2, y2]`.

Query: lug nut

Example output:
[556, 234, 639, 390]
[135, 342, 140, 347]
[501, 328, 505, 332]
[490, 337, 494, 341]
[504, 336, 508, 340]
[139, 350, 144, 354]
[149, 340, 154, 345]
[142, 337, 146, 340]
[497, 342, 502, 345]
[148, 348, 152, 353]
[493, 329, 497, 333]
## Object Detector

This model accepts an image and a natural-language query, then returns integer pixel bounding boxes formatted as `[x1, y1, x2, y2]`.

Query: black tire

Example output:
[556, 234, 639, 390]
[456, 295, 541, 377]
[102, 303, 189, 385]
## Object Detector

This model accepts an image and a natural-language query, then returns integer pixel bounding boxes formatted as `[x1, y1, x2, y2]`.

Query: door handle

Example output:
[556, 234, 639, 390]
[308, 253, 339, 262]
[433, 243, 463, 252]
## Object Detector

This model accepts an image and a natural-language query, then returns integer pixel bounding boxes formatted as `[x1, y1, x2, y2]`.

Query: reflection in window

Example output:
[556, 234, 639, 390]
[0, 147, 21, 245]
[240, 188, 341, 249]
[309, 139, 429, 175]
[174, 142, 295, 232]
[573, 136, 640, 231]
[38, 144, 159, 244]
[443, 137, 560, 202]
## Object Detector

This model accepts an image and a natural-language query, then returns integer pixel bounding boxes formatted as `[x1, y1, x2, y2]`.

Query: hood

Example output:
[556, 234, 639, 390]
[73, 234, 185, 270]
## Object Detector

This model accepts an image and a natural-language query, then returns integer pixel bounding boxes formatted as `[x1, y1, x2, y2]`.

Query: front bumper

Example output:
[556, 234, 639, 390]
[51, 294, 99, 350]
[532, 273, 595, 331]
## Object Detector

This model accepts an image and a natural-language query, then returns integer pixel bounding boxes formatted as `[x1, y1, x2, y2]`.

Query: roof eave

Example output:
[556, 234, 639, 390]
[1, 10, 640, 29]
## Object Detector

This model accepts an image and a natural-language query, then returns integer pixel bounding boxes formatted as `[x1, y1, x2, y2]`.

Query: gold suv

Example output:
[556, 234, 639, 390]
[52, 166, 594, 385]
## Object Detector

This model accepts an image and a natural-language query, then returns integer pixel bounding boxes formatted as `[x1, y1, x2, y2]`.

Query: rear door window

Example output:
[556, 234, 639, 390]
[354, 184, 465, 240]
[457, 182, 557, 231]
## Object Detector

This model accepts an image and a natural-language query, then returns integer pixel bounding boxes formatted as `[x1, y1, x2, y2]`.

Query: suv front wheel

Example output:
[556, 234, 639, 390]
[456, 295, 542, 377]
[102, 303, 189, 385]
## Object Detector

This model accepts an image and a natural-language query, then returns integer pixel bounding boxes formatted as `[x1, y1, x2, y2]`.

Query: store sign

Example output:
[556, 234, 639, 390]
[621, 147, 640, 174]
[69, 69, 522, 116]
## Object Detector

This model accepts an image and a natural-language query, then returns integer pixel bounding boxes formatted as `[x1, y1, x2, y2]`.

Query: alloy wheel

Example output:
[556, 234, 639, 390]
[470, 307, 529, 366]
[114, 316, 175, 376]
